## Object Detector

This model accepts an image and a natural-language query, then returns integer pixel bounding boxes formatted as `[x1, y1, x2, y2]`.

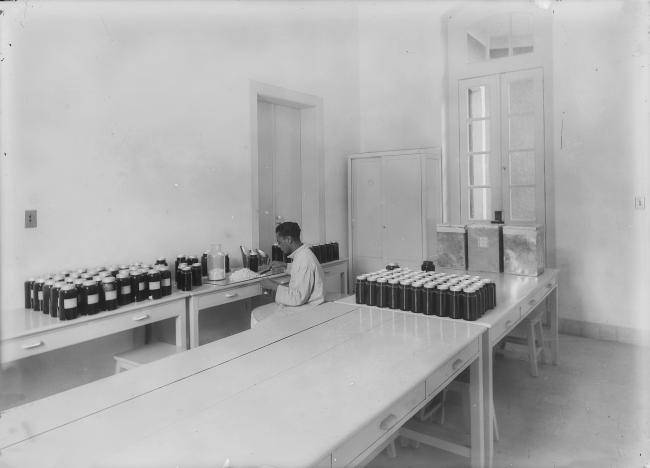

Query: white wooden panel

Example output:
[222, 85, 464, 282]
[422, 155, 443, 260]
[274, 104, 302, 226]
[381, 157, 422, 262]
[257, 100, 276, 254]
[351, 158, 382, 262]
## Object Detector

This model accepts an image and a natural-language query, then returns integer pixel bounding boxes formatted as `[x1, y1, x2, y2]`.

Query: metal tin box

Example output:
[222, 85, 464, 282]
[503, 225, 545, 276]
[436, 225, 467, 269]
[467, 224, 503, 273]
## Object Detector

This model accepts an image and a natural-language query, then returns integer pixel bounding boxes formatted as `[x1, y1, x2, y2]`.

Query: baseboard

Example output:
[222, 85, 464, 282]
[559, 318, 650, 347]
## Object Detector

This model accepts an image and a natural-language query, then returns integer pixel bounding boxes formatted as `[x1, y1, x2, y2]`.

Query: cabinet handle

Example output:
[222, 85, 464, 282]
[379, 413, 398, 431]
[505, 320, 513, 328]
[225, 293, 238, 298]
[21, 341, 44, 350]
[132, 314, 150, 321]
[452, 358, 464, 371]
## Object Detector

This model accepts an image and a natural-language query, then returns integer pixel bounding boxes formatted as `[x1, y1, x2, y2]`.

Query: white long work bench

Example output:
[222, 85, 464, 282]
[0, 302, 487, 468]
[336, 268, 560, 468]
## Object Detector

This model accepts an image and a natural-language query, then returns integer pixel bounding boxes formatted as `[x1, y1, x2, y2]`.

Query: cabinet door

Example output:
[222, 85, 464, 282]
[351, 158, 383, 276]
[381, 157, 423, 264]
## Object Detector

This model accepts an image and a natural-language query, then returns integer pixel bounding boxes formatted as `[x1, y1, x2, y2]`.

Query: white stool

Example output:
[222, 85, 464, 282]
[113, 341, 179, 374]
[503, 307, 547, 377]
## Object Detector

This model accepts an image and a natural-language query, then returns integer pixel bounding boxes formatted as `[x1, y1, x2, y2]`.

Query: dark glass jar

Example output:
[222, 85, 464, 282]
[93, 276, 106, 311]
[464, 287, 479, 321]
[387, 278, 400, 309]
[399, 280, 413, 311]
[116, 273, 132, 306]
[272, 244, 283, 262]
[386, 263, 399, 271]
[102, 277, 118, 311]
[201, 252, 208, 277]
[421, 260, 435, 272]
[59, 284, 79, 321]
[175, 262, 187, 290]
[33, 279, 45, 312]
[436, 284, 450, 317]
[376, 278, 388, 308]
[475, 283, 485, 316]
[191, 263, 202, 287]
[355, 275, 368, 305]
[366, 276, 378, 306]
[423, 282, 436, 315]
[332, 242, 339, 261]
[74, 279, 85, 310]
[158, 265, 172, 296]
[412, 281, 425, 314]
[155, 257, 168, 267]
[24, 278, 35, 309]
[325, 242, 335, 263]
[148, 269, 162, 300]
[180, 266, 193, 291]
[133, 270, 148, 302]
[108, 266, 119, 277]
[80, 280, 99, 315]
[42, 280, 54, 315]
[449, 286, 462, 319]
[248, 250, 259, 272]
[482, 279, 496, 310]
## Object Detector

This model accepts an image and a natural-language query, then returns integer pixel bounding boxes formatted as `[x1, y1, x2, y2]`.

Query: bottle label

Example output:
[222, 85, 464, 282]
[138, 282, 146, 291]
[121, 285, 131, 295]
[38, 291, 43, 300]
[149, 281, 160, 291]
[105, 290, 117, 301]
[162, 278, 171, 287]
[64, 298, 78, 309]
[87, 294, 99, 305]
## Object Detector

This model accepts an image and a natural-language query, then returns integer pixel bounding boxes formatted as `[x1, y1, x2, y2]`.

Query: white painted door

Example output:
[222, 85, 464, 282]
[257, 101, 302, 254]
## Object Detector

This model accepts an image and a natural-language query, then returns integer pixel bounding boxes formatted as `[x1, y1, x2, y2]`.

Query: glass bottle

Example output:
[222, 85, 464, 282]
[207, 244, 226, 280]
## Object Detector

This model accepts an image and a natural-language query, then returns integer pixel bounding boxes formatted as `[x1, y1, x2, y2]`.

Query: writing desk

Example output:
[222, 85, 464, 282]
[0, 303, 486, 468]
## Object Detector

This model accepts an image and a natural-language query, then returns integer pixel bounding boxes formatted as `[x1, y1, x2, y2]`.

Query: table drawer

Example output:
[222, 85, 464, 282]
[425, 340, 479, 397]
[1, 300, 183, 363]
[196, 284, 261, 309]
[332, 383, 425, 467]
[491, 304, 522, 345]
[521, 277, 557, 318]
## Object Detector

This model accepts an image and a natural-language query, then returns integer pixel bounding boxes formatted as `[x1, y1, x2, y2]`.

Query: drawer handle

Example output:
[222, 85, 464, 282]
[379, 413, 398, 431]
[225, 293, 238, 298]
[22, 341, 44, 350]
[505, 320, 513, 328]
[132, 314, 150, 321]
[451, 358, 464, 371]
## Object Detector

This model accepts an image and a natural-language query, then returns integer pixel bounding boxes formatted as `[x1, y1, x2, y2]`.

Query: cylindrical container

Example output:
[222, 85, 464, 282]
[332, 242, 339, 260]
[174, 255, 185, 276]
[248, 250, 259, 272]
[436, 284, 450, 317]
[41, 280, 54, 316]
[24, 278, 35, 309]
[50, 282, 64, 318]
[79, 280, 98, 316]
[424, 282, 436, 315]
[376, 278, 388, 308]
[116, 273, 133, 306]
[207, 245, 226, 280]
[59, 284, 79, 321]
[131, 270, 148, 302]
[225, 254, 230, 273]
[366, 276, 377, 306]
[201, 252, 208, 277]
[180, 266, 193, 291]
[148, 269, 162, 300]
[464, 287, 479, 321]
[355, 275, 367, 305]
[33, 279, 45, 312]
[421, 260, 435, 272]
[411, 281, 425, 314]
[175, 262, 188, 289]
[399, 280, 413, 311]
[155, 257, 168, 267]
[191, 263, 202, 287]
[74, 279, 85, 310]
[449, 286, 462, 319]
[387, 279, 400, 309]
[158, 265, 172, 296]
[325, 242, 334, 263]
[93, 275, 106, 311]
[102, 277, 118, 311]
[483, 279, 496, 310]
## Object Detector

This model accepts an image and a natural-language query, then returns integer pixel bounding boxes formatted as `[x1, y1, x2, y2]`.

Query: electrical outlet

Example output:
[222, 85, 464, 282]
[25, 209, 37, 228]
[635, 196, 646, 210]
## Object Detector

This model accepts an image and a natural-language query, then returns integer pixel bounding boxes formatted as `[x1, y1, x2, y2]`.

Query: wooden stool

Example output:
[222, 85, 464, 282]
[503, 307, 547, 377]
[113, 341, 179, 374]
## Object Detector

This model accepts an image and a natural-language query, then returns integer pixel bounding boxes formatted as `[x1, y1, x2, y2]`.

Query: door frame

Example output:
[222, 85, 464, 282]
[250, 81, 325, 250]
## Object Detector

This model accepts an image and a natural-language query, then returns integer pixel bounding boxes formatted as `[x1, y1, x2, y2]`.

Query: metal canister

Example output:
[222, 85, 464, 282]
[157, 265, 172, 297]
[355, 275, 368, 305]
[191, 263, 202, 287]
[449, 286, 462, 319]
[102, 277, 118, 311]
[412, 281, 425, 314]
[59, 284, 79, 321]
[179, 266, 193, 291]
[148, 269, 162, 300]
[399, 280, 413, 311]
[366, 276, 378, 306]
[436, 284, 450, 317]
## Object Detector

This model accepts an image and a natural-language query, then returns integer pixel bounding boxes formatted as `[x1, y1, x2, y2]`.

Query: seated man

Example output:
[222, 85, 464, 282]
[250, 221, 325, 327]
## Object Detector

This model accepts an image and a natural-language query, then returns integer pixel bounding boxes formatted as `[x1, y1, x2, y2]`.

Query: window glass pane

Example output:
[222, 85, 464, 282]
[470, 153, 490, 186]
[508, 79, 534, 114]
[510, 187, 535, 220]
[468, 86, 488, 118]
[489, 47, 509, 59]
[509, 114, 534, 149]
[469, 187, 491, 220]
[509, 151, 535, 185]
[469, 120, 490, 152]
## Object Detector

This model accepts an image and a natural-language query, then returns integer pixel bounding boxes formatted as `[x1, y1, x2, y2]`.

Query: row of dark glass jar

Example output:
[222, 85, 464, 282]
[271, 242, 340, 265]
[24, 260, 174, 320]
[354, 269, 497, 321]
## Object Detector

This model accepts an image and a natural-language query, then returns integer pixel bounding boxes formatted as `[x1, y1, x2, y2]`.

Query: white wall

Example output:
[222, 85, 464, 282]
[552, 1, 649, 338]
[0, 1, 360, 311]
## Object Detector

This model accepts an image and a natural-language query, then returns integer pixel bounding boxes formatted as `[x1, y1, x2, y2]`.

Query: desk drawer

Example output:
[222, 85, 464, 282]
[332, 383, 425, 467]
[425, 340, 479, 397]
[196, 284, 261, 309]
[521, 278, 557, 319]
[1, 300, 183, 363]
[491, 305, 522, 345]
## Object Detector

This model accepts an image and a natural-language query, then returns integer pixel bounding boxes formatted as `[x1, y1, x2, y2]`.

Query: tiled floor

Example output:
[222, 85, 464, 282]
[368, 334, 650, 468]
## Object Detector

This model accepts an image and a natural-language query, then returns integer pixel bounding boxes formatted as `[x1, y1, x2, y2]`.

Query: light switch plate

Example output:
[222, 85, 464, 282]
[25, 209, 37, 228]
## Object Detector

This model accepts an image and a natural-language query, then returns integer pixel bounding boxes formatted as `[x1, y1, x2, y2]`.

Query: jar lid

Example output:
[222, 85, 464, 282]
[376, 278, 388, 283]
[463, 287, 476, 293]
[35, 278, 45, 284]
[450, 286, 462, 292]
[399, 280, 413, 286]
[102, 276, 116, 283]
[156, 264, 170, 271]
[116, 273, 129, 279]
[424, 282, 436, 289]
[192, 262, 201, 267]
[437, 284, 449, 290]
[119, 264, 129, 269]
[356, 275, 368, 280]
[74, 279, 84, 285]
[83, 280, 96, 287]
[45, 280, 54, 286]
[412, 281, 425, 287]
[181, 266, 192, 271]
[366, 276, 378, 282]
[61, 284, 76, 292]
[129, 271, 139, 276]
[148, 269, 159, 274]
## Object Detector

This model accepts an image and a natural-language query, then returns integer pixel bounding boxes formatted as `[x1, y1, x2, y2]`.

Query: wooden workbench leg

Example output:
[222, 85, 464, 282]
[188, 296, 200, 349]
[548, 287, 559, 365]
[469, 350, 485, 468]
[176, 300, 188, 350]
[481, 332, 494, 468]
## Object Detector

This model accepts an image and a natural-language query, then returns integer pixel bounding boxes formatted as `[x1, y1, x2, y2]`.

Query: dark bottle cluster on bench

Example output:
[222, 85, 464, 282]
[272, 241, 339, 265]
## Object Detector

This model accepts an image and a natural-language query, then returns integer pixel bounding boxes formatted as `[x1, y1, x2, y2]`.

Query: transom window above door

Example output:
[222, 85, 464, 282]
[467, 13, 534, 63]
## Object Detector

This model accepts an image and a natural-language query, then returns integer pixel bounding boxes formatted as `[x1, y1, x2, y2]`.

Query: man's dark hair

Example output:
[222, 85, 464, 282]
[275, 222, 301, 241]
